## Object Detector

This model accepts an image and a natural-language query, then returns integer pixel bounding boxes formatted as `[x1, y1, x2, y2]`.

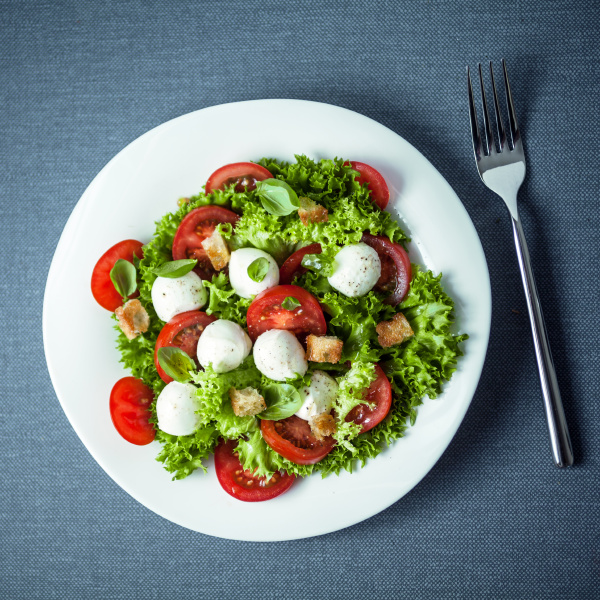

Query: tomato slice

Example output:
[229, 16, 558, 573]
[214, 439, 295, 502]
[361, 233, 412, 305]
[91, 239, 144, 311]
[154, 310, 216, 383]
[246, 285, 327, 342]
[345, 364, 392, 433]
[345, 161, 390, 210]
[109, 377, 155, 445]
[261, 416, 335, 465]
[171, 206, 239, 280]
[279, 243, 322, 285]
[205, 162, 273, 193]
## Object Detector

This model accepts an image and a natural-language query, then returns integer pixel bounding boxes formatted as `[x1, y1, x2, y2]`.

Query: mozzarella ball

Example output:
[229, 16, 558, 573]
[156, 381, 201, 436]
[253, 329, 308, 381]
[295, 370, 339, 421]
[151, 271, 207, 322]
[196, 319, 252, 373]
[327, 243, 381, 297]
[228, 248, 279, 299]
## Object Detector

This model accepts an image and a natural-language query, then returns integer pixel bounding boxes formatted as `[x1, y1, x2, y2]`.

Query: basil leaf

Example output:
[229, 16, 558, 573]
[259, 383, 303, 420]
[247, 257, 270, 282]
[153, 259, 197, 279]
[301, 253, 333, 276]
[255, 179, 299, 216]
[157, 347, 197, 383]
[282, 296, 301, 311]
[110, 259, 137, 300]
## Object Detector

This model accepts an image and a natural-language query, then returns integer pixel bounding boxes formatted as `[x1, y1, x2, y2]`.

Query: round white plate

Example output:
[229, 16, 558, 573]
[43, 100, 491, 541]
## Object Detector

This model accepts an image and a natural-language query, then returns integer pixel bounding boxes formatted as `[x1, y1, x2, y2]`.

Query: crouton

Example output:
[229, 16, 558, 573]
[298, 196, 328, 226]
[201, 229, 230, 271]
[115, 299, 150, 340]
[376, 312, 414, 348]
[309, 413, 337, 441]
[306, 334, 343, 363]
[229, 387, 267, 417]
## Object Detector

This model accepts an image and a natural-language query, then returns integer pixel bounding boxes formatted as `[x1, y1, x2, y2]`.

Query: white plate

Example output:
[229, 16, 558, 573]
[43, 100, 491, 541]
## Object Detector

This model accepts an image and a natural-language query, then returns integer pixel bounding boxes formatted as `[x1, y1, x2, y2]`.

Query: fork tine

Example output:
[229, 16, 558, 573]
[477, 63, 494, 154]
[489, 62, 507, 152]
[467, 66, 483, 160]
[502, 58, 520, 146]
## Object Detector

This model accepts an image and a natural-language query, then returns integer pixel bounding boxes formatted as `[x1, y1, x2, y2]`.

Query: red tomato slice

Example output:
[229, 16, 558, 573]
[246, 285, 327, 342]
[171, 206, 239, 280]
[361, 233, 412, 305]
[154, 311, 216, 383]
[214, 439, 295, 502]
[205, 162, 273, 193]
[345, 364, 392, 433]
[279, 243, 322, 285]
[109, 377, 155, 445]
[261, 416, 335, 465]
[345, 161, 390, 210]
[91, 239, 144, 311]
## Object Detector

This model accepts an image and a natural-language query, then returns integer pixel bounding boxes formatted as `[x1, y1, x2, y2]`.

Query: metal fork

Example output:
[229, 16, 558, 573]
[467, 60, 573, 467]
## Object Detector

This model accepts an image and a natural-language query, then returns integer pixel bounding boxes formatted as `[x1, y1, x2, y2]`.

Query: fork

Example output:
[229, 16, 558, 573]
[467, 60, 574, 467]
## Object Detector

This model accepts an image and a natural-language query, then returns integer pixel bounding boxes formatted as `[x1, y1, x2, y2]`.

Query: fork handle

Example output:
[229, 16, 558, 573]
[511, 215, 574, 467]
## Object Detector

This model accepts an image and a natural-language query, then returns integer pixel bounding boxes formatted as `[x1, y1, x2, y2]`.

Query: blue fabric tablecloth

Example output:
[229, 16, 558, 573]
[1, 1, 599, 598]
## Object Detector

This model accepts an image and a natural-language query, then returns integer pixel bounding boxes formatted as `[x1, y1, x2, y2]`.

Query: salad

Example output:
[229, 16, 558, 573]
[91, 156, 467, 502]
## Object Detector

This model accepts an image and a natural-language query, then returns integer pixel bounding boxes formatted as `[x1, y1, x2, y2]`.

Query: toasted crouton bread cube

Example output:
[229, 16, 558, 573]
[115, 299, 150, 340]
[306, 334, 343, 363]
[298, 196, 329, 226]
[376, 312, 414, 348]
[309, 413, 337, 441]
[201, 229, 230, 271]
[229, 387, 267, 417]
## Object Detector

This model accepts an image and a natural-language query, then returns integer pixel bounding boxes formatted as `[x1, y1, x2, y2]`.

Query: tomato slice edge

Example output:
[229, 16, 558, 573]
[109, 376, 155, 445]
[345, 160, 390, 210]
[91, 239, 144, 311]
[261, 416, 335, 465]
[345, 364, 392, 433]
[246, 284, 327, 342]
[214, 439, 295, 502]
[361, 232, 412, 305]
[205, 162, 273, 193]
[154, 311, 217, 383]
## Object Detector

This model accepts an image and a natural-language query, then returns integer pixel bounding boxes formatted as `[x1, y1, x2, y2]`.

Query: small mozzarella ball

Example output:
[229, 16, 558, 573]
[156, 381, 201, 436]
[327, 243, 381, 297]
[228, 248, 279, 299]
[196, 319, 252, 373]
[151, 271, 207, 322]
[253, 329, 308, 381]
[295, 370, 339, 421]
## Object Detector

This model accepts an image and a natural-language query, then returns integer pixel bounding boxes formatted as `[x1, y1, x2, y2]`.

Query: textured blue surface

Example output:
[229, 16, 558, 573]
[1, 0, 599, 598]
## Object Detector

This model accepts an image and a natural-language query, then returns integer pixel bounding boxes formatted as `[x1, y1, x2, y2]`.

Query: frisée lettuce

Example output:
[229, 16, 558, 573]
[114, 155, 467, 481]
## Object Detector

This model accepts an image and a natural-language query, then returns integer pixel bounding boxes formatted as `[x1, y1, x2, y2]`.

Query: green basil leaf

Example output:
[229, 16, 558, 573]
[301, 253, 334, 277]
[247, 257, 270, 282]
[259, 383, 303, 420]
[153, 259, 197, 279]
[157, 347, 197, 383]
[255, 179, 299, 216]
[110, 259, 137, 300]
[281, 296, 301, 311]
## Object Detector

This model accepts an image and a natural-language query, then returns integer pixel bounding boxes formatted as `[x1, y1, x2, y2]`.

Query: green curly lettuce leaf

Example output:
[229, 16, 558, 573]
[191, 358, 261, 438]
[229, 156, 408, 275]
[155, 425, 220, 480]
[204, 272, 251, 326]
